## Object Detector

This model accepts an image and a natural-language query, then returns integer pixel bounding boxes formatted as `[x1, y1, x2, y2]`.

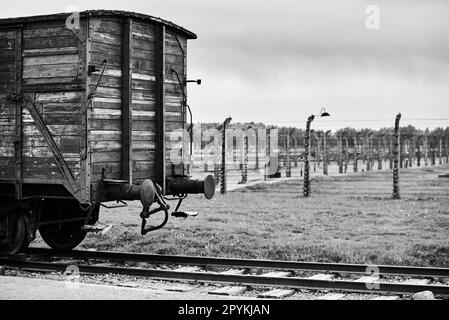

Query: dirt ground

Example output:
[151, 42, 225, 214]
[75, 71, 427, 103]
[31, 164, 449, 267]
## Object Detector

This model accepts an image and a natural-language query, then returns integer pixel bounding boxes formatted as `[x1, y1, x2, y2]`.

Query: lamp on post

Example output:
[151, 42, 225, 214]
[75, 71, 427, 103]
[304, 108, 330, 197]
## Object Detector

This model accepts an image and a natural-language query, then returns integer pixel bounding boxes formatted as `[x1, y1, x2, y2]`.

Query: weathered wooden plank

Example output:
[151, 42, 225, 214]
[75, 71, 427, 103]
[90, 86, 121, 99]
[165, 82, 183, 95]
[0, 71, 15, 85]
[23, 135, 59, 148]
[132, 23, 155, 39]
[28, 20, 66, 29]
[92, 97, 121, 109]
[165, 93, 183, 104]
[22, 146, 52, 158]
[59, 136, 81, 155]
[22, 77, 82, 86]
[0, 146, 14, 156]
[132, 130, 155, 141]
[0, 136, 14, 147]
[0, 31, 16, 40]
[90, 130, 121, 141]
[91, 118, 121, 131]
[0, 50, 15, 60]
[42, 114, 82, 125]
[131, 140, 156, 150]
[91, 19, 122, 36]
[42, 102, 82, 114]
[22, 47, 78, 57]
[91, 172, 121, 182]
[166, 32, 185, 45]
[167, 64, 183, 78]
[91, 74, 122, 88]
[132, 90, 155, 101]
[133, 160, 155, 170]
[132, 78, 156, 91]
[132, 72, 156, 81]
[90, 140, 122, 152]
[132, 101, 156, 111]
[92, 162, 121, 174]
[0, 64, 15, 72]
[132, 110, 155, 120]
[132, 37, 154, 51]
[23, 167, 64, 180]
[0, 165, 15, 179]
[166, 122, 185, 131]
[24, 36, 79, 50]
[91, 108, 121, 120]
[90, 41, 122, 56]
[165, 54, 184, 66]
[165, 43, 183, 56]
[23, 63, 79, 78]
[91, 151, 121, 163]
[23, 157, 80, 169]
[91, 31, 122, 46]
[133, 150, 155, 161]
[133, 170, 155, 179]
[0, 101, 15, 111]
[0, 125, 15, 135]
[131, 58, 154, 71]
[23, 54, 78, 66]
[102, 68, 122, 78]
[132, 119, 156, 131]
[91, 52, 121, 67]
[132, 47, 155, 61]
[165, 115, 184, 122]
[23, 27, 75, 39]
[0, 117, 15, 126]
[23, 124, 83, 136]
[35, 91, 82, 103]
[0, 39, 15, 50]
[0, 157, 15, 166]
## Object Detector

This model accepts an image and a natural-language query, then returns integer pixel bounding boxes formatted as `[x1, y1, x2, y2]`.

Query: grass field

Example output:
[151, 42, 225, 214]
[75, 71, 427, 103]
[33, 165, 449, 267]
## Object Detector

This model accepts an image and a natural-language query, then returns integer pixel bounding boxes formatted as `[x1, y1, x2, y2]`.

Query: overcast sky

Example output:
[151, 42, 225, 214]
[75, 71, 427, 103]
[2, 0, 449, 130]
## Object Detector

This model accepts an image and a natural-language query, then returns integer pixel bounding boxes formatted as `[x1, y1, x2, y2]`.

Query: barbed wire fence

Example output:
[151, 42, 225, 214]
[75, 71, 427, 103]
[187, 117, 449, 196]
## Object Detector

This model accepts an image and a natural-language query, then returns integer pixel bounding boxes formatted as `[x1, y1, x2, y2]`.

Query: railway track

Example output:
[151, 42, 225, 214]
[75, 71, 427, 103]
[1, 247, 448, 299]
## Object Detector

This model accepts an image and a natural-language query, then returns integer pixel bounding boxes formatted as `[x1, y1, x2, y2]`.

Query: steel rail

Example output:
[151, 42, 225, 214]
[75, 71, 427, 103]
[21, 247, 449, 278]
[1, 258, 449, 297]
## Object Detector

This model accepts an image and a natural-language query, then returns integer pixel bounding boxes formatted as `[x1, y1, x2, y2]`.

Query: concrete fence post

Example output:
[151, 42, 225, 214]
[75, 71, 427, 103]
[220, 117, 232, 194]
[393, 113, 401, 199]
[338, 135, 343, 174]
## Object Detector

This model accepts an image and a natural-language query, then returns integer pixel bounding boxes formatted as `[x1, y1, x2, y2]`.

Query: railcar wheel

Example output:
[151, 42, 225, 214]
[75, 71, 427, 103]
[38, 199, 94, 252]
[39, 222, 86, 251]
[0, 213, 30, 255]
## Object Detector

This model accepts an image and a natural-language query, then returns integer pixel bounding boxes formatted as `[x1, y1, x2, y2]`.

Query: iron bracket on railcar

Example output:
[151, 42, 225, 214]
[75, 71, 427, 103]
[100, 174, 215, 235]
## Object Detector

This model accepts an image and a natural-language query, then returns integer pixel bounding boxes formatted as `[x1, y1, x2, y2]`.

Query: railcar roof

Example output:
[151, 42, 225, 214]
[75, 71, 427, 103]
[0, 9, 197, 39]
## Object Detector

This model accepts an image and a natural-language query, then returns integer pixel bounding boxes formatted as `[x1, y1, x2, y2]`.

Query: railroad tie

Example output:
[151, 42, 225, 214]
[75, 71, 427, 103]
[317, 293, 346, 300]
[165, 284, 199, 292]
[258, 289, 296, 299]
[173, 266, 202, 273]
[260, 271, 292, 277]
[402, 279, 430, 285]
[219, 269, 246, 275]
[208, 286, 248, 296]
[306, 273, 334, 281]
[371, 295, 400, 300]
[353, 275, 380, 283]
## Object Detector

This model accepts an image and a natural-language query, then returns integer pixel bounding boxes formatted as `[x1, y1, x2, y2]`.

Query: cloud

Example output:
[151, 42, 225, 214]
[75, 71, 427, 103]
[3, 0, 448, 128]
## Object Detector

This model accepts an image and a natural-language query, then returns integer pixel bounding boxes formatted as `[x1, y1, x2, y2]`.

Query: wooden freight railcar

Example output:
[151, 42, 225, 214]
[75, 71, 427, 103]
[0, 10, 214, 254]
